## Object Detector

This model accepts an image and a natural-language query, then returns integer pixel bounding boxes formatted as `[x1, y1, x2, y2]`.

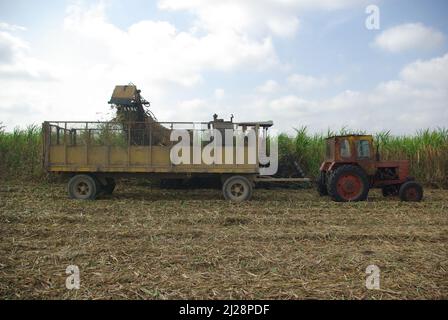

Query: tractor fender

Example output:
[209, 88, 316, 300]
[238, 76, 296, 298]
[327, 162, 358, 172]
[319, 162, 331, 172]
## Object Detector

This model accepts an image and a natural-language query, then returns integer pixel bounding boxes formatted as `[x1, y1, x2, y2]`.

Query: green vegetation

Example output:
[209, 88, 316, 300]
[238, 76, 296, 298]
[93, 123, 127, 147]
[0, 125, 42, 180]
[0, 124, 447, 187]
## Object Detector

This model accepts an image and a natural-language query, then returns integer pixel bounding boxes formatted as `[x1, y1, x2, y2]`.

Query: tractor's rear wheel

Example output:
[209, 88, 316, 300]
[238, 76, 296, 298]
[326, 171, 335, 197]
[328, 165, 369, 202]
[68, 174, 98, 200]
[317, 171, 328, 196]
[399, 181, 423, 202]
[222, 176, 253, 202]
[382, 185, 399, 197]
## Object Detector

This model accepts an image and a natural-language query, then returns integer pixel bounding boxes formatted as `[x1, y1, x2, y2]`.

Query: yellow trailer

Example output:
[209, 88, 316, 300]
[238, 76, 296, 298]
[42, 119, 286, 201]
[42, 85, 309, 201]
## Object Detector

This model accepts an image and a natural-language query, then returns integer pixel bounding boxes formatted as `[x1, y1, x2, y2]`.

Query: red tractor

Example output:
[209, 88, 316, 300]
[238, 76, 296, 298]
[318, 135, 423, 202]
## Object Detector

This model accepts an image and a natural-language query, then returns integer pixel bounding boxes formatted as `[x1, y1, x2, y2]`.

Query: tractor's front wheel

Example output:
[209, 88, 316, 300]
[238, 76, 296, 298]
[328, 165, 369, 202]
[399, 181, 423, 202]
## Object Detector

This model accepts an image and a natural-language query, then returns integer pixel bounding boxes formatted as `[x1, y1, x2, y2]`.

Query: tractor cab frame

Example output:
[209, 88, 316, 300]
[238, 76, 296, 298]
[318, 135, 423, 202]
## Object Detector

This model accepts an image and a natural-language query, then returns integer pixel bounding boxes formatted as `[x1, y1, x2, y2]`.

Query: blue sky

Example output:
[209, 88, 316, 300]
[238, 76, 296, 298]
[0, 0, 447, 133]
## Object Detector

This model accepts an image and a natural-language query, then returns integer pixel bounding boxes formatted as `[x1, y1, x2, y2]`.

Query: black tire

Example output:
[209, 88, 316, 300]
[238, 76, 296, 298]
[326, 171, 335, 197]
[293, 161, 306, 178]
[103, 178, 116, 194]
[222, 176, 253, 202]
[317, 171, 328, 196]
[68, 174, 98, 200]
[382, 185, 399, 197]
[328, 165, 369, 202]
[399, 181, 423, 202]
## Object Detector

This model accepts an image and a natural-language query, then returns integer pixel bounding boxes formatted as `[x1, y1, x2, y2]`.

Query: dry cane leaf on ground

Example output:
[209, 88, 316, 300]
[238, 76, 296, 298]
[0, 182, 447, 299]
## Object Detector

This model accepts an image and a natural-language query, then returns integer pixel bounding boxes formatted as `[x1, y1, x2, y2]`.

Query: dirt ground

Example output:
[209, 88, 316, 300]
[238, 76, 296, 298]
[0, 181, 447, 299]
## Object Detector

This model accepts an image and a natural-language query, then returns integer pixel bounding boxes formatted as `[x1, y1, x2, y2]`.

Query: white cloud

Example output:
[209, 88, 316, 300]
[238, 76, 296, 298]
[219, 53, 448, 134]
[256, 80, 280, 94]
[287, 73, 329, 91]
[124, 52, 448, 133]
[166, 98, 213, 121]
[158, 0, 362, 38]
[0, 22, 27, 32]
[0, 3, 278, 129]
[373, 23, 445, 53]
[62, 4, 277, 86]
[0, 30, 28, 64]
[258, 74, 344, 95]
[1, 1, 445, 136]
[400, 54, 448, 88]
[178, 98, 206, 109]
[280, 54, 448, 132]
[269, 95, 310, 114]
[0, 29, 55, 81]
[214, 88, 225, 99]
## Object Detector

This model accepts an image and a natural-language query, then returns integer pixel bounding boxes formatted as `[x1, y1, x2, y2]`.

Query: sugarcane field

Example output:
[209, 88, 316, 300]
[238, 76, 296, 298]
[1, 82, 447, 301]
[1, 182, 447, 299]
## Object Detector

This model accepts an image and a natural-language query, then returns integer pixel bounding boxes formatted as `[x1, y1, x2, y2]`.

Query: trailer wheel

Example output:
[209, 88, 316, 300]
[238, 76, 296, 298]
[399, 181, 423, 202]
[328, 165, 369, 202]
[68, 174, 98, 200]
[317, 171, 328, 196]
[223, 176, 253, 202]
